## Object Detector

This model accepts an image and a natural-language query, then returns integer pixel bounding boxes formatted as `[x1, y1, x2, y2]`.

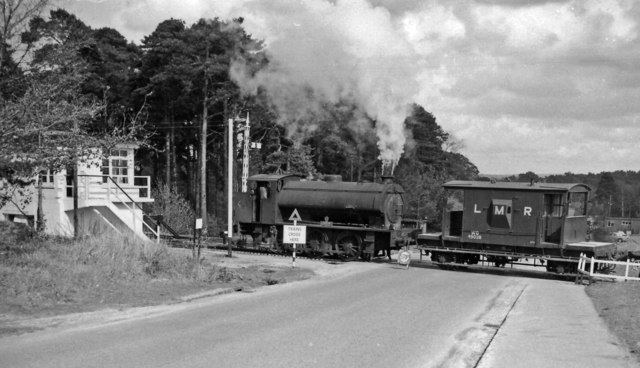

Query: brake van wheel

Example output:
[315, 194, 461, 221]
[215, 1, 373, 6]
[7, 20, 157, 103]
[546, 261, 573, 274]
[466, 254, 480, 265]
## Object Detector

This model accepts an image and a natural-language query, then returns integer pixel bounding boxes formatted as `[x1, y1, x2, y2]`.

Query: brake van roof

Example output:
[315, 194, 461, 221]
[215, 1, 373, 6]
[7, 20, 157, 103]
[443, 180, 590, 193]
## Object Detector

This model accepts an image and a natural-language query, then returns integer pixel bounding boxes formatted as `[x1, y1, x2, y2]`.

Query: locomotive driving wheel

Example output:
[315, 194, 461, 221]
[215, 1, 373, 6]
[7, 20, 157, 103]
[335, 232, 362, 260]
[306, 230, 329, 256]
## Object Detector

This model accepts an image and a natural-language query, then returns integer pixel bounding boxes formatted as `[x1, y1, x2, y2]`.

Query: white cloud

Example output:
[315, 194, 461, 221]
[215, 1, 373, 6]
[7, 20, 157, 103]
[61, 0, 640, 174]
[401, 5, 466, 55]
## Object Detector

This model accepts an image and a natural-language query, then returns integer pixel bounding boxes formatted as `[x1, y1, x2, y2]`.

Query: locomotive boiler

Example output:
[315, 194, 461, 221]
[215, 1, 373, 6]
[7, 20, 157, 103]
[417, 180, 617, 273]
[235, 174, 405, 259]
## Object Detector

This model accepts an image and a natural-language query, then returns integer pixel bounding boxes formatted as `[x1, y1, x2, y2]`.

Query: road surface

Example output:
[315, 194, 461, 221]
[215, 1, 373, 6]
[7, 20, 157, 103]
[0, 260, 635, 367]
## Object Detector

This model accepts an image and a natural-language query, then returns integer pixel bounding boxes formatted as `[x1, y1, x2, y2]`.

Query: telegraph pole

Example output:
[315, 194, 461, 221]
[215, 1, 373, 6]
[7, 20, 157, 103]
[227, 117, 233, 257]
[200, 46, 209, 237]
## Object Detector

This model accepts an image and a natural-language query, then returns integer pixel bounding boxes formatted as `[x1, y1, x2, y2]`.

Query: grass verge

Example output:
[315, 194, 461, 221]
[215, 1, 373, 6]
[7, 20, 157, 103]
[0, 222, 312, 327]
[586, 281, 640, 362]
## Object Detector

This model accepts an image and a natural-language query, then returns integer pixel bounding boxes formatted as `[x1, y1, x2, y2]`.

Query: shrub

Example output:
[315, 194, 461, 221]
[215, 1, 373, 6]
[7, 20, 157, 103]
[150, 182, 195, 235]
[0, 221, 36, 254]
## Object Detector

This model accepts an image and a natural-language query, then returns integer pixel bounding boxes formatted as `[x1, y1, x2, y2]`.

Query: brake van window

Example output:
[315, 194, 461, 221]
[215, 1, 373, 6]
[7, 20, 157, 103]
[567, 192, 587, 216]
[544, 194, 563, 217]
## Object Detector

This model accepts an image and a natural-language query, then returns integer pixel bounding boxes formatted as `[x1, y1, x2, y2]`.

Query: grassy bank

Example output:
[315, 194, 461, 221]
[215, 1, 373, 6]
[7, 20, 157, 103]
[585, 235, 640, 362]
[0, 222, 311, 320]
[586, 281, 640, 361]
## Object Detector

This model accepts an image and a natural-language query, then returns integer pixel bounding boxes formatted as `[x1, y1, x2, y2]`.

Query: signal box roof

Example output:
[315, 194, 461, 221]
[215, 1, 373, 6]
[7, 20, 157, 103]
[443, 180, 590, 193]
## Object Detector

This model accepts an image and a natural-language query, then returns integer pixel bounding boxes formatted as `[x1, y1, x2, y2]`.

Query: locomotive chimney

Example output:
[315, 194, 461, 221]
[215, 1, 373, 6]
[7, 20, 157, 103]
[381, 161, 394, 184]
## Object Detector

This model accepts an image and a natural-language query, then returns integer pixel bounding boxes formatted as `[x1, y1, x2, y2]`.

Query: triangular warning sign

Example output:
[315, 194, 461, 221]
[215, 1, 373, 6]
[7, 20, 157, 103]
[288, 208, 302, 222]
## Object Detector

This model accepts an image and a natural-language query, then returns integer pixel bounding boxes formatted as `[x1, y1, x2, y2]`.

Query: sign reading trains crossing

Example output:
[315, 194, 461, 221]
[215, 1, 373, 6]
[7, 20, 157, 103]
[283, 225, 306, 244]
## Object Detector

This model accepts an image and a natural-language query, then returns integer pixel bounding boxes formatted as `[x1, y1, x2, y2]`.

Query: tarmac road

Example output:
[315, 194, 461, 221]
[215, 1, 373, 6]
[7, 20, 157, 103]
[0, 259, 635, 368]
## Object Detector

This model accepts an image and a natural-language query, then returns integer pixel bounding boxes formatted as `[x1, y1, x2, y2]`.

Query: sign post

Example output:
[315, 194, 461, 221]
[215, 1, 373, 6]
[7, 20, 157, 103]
[283, 209, 306, 268]
[194, 218, 203, 259]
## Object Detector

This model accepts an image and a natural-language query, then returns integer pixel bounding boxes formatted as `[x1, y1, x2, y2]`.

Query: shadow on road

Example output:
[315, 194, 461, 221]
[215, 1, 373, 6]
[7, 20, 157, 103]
[376, 258, 576, 282]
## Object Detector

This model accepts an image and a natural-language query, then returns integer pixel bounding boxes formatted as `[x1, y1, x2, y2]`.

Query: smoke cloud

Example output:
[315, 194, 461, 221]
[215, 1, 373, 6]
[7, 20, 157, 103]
[228, 0, 422, 169]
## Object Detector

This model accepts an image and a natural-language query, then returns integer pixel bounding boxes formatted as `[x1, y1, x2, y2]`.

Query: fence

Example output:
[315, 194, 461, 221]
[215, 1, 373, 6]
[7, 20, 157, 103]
[578, 253, 640, 281]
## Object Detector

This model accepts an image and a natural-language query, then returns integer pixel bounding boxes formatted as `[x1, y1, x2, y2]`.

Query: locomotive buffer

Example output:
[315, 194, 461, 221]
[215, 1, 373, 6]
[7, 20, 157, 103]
[283, 209, 306, 268]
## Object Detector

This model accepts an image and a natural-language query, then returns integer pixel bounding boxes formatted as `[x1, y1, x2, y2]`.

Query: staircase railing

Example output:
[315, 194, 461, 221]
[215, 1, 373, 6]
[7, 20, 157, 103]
[148, 215, 192, 240]
[77, 174, 159, 242]
[106, 176, 159, 241]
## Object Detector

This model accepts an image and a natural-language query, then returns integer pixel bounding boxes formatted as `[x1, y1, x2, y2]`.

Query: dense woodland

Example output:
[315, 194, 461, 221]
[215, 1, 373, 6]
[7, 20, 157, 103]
[0, 6, 637, 235]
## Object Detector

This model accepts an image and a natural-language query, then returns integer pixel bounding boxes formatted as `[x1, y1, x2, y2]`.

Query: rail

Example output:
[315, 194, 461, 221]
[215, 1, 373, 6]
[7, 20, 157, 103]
[77, 174, 151, 200]
[577, 253, 640, 281]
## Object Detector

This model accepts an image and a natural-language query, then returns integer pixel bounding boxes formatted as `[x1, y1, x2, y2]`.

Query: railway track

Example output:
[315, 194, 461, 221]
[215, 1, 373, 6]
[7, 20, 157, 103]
[161, 236, 583, 281]
[164, 236, 355, 263]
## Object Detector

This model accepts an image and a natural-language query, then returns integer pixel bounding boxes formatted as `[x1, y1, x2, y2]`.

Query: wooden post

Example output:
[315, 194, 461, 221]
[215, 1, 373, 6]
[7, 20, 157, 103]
[73, 164, 78, 238]
[227, 116, 233, 257]
[625, 258, 630, 280]
[292, 219, 297, 268]
[165, 120, 171, 186]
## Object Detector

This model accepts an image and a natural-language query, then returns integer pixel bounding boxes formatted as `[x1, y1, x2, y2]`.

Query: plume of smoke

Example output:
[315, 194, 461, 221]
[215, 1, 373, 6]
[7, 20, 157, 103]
[228, 0, 421, 171]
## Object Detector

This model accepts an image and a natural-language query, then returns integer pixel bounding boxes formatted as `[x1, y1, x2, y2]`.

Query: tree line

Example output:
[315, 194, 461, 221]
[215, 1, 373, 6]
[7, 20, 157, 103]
[0, 5, 478, 234]
[502, 171, 640, 218]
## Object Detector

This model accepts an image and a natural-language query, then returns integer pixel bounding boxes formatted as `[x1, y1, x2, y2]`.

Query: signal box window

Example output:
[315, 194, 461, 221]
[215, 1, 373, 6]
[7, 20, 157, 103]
[39, 170, 54, 185]
[567, 192, 587, 216]
[102, 150, 129, 184]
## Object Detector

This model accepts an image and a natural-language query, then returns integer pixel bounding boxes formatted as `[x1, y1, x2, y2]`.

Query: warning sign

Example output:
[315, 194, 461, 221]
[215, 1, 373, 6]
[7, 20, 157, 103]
[283, 225, 307, 244]
[288, 209, 302, 222]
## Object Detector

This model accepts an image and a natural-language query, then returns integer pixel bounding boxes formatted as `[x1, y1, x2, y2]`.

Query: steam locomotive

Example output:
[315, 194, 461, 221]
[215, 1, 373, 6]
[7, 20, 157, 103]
[417, 180, 617, 273]
[235, 174, 405, 259]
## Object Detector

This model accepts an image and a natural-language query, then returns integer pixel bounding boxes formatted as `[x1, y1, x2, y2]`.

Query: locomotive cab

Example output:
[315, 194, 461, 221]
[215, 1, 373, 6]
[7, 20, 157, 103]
[236, 174, 303, 227]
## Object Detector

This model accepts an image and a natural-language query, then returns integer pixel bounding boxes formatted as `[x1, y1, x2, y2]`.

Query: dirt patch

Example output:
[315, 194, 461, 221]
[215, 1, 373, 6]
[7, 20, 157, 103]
[586, 281, 640, 362]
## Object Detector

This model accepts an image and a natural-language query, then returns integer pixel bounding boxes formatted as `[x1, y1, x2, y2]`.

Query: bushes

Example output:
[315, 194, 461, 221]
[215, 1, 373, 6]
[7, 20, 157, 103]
[0, 232, 224, 313]
[0, 221, 36, 254]
[150, 183, 195, 235]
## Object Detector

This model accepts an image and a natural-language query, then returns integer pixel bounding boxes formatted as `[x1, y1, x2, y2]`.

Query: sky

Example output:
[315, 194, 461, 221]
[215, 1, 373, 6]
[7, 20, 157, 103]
[56, 0, 640, 175]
